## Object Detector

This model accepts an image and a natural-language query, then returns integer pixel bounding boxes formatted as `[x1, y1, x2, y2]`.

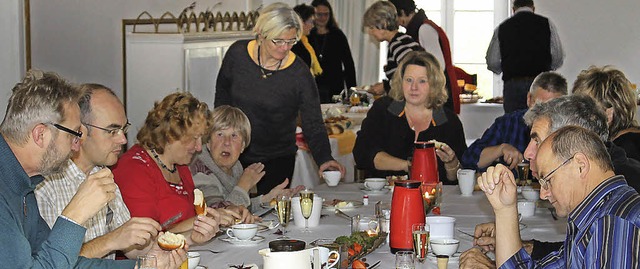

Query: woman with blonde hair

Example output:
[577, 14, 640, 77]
[572, 65, 640, 161]
[215, 2, 345, 195]
[354, 51, 466, 183]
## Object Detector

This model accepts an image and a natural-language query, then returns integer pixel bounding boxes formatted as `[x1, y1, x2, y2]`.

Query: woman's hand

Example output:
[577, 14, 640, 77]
[435, 143, 458, 164]
[146, 234, 188, 269]
[261, 178, 306, 203]
[223, 204, 260, 224]
[189, 208, 221, 244]
[237, 162, 266, 192]
[368, 82, 385, 95]
[318, 160, 346, 179]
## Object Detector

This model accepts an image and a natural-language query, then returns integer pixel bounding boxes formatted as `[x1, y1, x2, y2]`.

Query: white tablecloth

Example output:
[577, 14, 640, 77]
[196, 184, 567, 269]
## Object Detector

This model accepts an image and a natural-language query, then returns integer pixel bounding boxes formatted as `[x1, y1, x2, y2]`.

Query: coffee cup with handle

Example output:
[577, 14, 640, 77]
[226, 223, 258, 241]
[364, 178, 386, 191]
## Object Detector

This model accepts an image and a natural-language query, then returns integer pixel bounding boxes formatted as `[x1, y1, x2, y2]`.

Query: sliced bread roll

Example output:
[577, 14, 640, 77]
[157, 231, 185, 251]
[428, 139, 448, 149]
[194, 189, 207, 216]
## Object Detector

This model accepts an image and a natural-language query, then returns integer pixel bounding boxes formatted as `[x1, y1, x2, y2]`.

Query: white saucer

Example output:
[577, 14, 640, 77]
[220, 235, 265, 246]
[360, 187, 390, 195]
[426, 251, 461, 263]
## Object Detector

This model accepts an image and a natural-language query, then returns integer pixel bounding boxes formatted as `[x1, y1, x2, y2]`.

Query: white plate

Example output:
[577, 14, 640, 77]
[426, 251, 461, 263]
[322, 200, 364, 210]
[220, 235, 266, 246]
[360, 187, 390, 195]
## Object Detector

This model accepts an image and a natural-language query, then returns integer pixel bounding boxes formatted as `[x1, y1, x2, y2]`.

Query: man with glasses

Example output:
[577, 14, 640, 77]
[0, 71, 185, 268]
[478, 126, 640, 268]
[460, 94, 640, 268]
[36, 84, 162, 260]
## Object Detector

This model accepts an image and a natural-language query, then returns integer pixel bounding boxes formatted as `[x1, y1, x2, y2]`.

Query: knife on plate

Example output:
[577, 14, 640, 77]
[161, 212, 183, 231]
[368, 260, 381, 269]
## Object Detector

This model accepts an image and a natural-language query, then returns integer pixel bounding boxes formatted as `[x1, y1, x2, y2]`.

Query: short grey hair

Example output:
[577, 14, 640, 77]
[363, 1, 399, 31]
[254, 2, 303, 41]
[0, 70, 82, 145]
[524, 95, 609, 141]
[547, 126, 613, 172]
[206, 105, 252, 149]
[529, 71, 568, 95]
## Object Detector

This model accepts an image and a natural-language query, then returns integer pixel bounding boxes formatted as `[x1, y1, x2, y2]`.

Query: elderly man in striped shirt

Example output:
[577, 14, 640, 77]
[478, 125, 640, 268]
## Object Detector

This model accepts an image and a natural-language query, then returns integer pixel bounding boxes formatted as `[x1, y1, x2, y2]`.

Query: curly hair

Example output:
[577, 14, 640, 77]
[136, 92, 212, 153]
[389, 51, 447, 109]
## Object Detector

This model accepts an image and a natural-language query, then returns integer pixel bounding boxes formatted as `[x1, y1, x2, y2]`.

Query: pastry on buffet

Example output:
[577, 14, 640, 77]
[157, 231, 186, 250]
[194, 189, 207, 216]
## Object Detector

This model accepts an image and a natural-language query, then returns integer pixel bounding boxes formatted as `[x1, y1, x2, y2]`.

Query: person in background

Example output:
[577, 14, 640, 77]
[486, 0, 564, 113]
[0, 70, 185, 268]
[113, 92, 251, 248]
[36, 84, 160, 260]
[461, 72, 567, 172]
[354, 51, 466, 184]
[309, 0, 357, 103]
[477, 126, 639, 268]
[571, 65, 640, 161]
[460, 95, 640, 268]
[215, 2, 345, 195]
[291, 4, 323, 77]
[388, 0, 461, 113]
[363, 1, 424, 95]
[190, 105, 305, 212]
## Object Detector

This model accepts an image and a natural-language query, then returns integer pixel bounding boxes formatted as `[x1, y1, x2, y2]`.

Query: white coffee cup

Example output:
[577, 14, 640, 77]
[426, 216, 456, 239]
[310, 247, 340, 269]
[292, 196, 323, 227]
[364, 178, 386, 191]
[457, 169, 475, 196]
[226, 223, 258, 241]
[517, 200, 536, 217]
[323, 171, 341, 186]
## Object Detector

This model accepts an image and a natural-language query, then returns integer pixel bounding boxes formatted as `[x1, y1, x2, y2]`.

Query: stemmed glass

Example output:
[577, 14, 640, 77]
[276, 194, 291, 239]
[136, 254, 157, 269]
[299, 189, 314, 233]
[412, 224, 430, 263]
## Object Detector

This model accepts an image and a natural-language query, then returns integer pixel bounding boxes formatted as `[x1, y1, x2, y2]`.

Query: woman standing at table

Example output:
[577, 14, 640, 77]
[215, 3, 345, 195]
[113, 92, 248, 246]
[291, 4, 323, 77]
[308, 0, 357, 103]
[353, 51, 467, 184]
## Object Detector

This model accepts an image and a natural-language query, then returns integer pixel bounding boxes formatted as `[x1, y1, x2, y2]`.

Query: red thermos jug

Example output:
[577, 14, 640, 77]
[410, 142, 439, 184]
[389, 180, 425, 253]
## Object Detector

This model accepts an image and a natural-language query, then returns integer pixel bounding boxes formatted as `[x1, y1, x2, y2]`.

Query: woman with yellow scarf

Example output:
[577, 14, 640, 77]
[292, 4, 323, 77]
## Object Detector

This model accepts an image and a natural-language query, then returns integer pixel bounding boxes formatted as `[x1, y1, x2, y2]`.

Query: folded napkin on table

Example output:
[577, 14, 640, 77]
[329, 129, 356, 155]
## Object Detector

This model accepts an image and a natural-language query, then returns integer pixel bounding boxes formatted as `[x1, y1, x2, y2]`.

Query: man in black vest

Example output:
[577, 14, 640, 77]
[486, 0, 564, 113]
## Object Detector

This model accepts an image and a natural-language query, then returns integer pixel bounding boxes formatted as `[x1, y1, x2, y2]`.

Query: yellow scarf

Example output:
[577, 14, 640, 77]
[300, 35, 323, 76]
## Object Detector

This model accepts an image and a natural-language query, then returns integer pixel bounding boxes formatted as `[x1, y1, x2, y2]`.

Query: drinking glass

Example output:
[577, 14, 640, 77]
[395, 251, 415, 269]
[412, 224, 430, 263]
[299, 189, 314, 233]
[517, 162, 531, 186]
[276, 194, 291, 239]
[136, 254, 157, 269]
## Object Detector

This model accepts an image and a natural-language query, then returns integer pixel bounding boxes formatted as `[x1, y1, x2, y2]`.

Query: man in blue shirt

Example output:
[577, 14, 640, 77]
[0, 70, 186, 268]
[461, 71, 566, 172]
[478, 125, 640, 268]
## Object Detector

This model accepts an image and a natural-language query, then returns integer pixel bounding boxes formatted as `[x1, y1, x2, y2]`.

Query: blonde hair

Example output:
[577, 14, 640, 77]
[207, 105, 252, 149]
[572, 65, 638, 138]
[254, 2, 303, 41]
[389, 51, 447, 109]
[1, 70, 82, 145]
[137, 92, 212, 154]
[363, 1, 399, 31]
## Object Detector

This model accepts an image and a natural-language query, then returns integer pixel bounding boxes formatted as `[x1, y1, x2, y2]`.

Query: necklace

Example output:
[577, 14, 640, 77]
[257, 44, 283, 79]
[314, 32, 328, 60]
[150, 149, 177, 173]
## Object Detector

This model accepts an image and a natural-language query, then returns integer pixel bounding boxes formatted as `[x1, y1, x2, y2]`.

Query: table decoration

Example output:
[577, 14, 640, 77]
[334, 231, 387, 268]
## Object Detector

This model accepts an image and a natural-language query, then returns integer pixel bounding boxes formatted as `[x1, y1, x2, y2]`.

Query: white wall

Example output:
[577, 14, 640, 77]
[536, 0, 640, 86]
[0, 0, 25, 120]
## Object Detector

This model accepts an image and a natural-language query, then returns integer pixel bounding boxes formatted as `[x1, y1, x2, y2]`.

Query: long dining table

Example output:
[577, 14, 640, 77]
[196, 183, 567, 269]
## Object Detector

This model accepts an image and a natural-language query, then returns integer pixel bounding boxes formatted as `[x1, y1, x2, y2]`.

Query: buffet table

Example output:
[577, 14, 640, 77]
[196, 184, 567, 269]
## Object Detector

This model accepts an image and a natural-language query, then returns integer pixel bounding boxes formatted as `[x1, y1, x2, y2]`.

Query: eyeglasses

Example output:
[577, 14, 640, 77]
[538, 156, 574, 190]
[316, 12, 330, 17]
[84, 122, 131, 137]
[271, 38, 298, 47]
[49, 123, 83, 143]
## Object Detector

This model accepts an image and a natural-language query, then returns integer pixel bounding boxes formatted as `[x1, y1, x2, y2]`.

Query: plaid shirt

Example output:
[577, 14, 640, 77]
[461, 109, 530, 171]
[35, 160, 131, 259]
[501, 176, 640, 268]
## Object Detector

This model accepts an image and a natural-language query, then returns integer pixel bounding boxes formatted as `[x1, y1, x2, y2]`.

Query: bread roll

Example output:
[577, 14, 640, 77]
[157, 231, 185, 251]
[428, 139, 447, 149]
[194, 189, 207, 216]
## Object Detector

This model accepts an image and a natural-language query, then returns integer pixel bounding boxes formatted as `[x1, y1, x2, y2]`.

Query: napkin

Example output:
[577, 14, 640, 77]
[329, 130, 356, 155]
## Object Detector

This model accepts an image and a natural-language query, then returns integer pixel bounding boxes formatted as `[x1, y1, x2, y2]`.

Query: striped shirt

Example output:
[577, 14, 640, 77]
[384, 32, 423, 80]
[35, 160, 131, 260]
[502, 176, 640, 268]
